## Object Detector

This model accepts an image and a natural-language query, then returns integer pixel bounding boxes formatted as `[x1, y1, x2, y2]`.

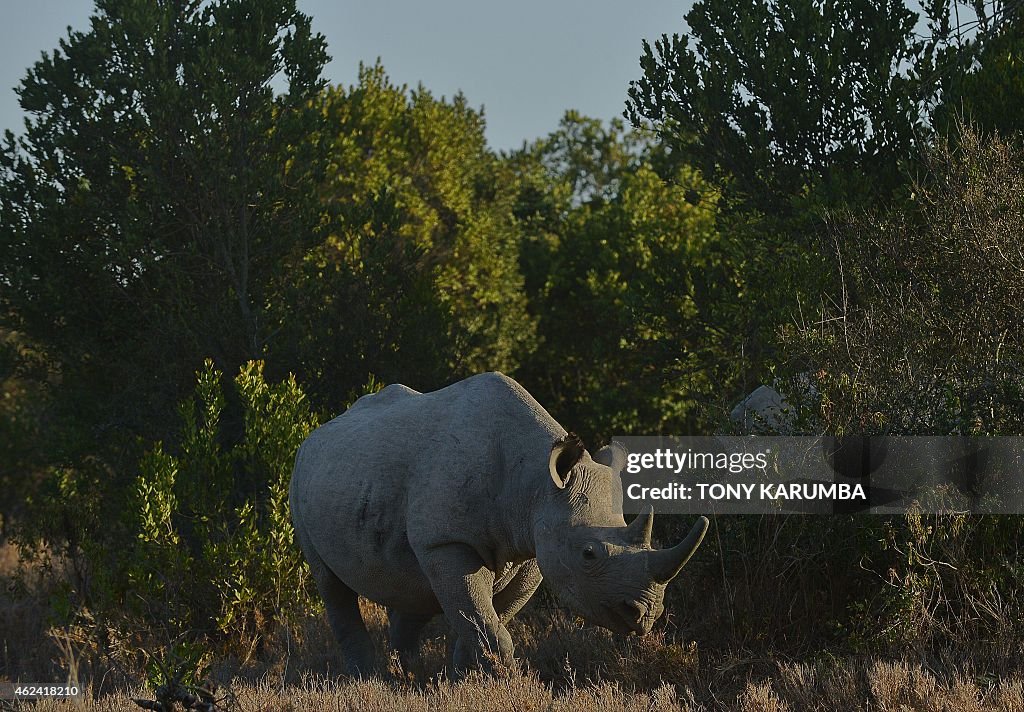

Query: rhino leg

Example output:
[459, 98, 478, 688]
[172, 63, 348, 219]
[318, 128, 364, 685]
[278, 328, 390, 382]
[417, 544, 515, 677]
[493, 560, 542, 625]
[307, 552, 375, 677]
[387, 609, 434, 669]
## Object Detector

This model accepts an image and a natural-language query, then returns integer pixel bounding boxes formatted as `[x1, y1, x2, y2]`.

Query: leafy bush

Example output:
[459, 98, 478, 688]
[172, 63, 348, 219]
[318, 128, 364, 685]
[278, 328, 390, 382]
[128, 360, 320, 648]
[653, 125, 1024, 667]
[761, 123, 1024, 661]
[789, 124, 1024, 436]
[16, 360, 320, 661]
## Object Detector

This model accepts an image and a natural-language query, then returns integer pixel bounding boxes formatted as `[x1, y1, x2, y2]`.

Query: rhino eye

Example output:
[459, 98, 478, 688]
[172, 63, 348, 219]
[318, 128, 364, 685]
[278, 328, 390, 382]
[582, 544, 597, 560]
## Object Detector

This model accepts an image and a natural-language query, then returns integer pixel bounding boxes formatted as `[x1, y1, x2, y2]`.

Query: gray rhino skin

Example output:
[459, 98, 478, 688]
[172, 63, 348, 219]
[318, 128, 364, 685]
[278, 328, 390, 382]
[290, 372, 708, 676]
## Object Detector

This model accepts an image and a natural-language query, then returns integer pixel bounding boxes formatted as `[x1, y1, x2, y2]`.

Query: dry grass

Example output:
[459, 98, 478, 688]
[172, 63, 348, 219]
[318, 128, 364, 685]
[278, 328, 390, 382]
[4, 542, 1023, 711]
[1, 539, 55, 682]
[6, 661, 1024, 711]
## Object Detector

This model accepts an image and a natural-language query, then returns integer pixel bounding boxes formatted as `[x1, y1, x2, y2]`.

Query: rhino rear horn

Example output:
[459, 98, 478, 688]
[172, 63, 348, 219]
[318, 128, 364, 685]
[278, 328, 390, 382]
[647, 516, 709, 584]
[625, 505, 654, 548]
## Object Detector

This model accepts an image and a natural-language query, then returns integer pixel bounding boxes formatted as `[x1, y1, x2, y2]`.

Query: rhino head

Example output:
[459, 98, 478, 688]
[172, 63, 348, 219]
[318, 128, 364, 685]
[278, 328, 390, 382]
[532, 434, 708, 635]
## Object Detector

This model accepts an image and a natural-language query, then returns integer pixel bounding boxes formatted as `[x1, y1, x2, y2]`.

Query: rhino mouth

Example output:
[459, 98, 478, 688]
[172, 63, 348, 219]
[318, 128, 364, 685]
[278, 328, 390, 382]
[599, 599, 656, 636]
[559, 585, 657, 635]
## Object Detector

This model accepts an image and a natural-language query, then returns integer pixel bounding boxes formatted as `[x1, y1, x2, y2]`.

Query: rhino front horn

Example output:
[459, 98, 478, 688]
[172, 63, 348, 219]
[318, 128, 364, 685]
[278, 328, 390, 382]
[647, 516, 709, 584]
[625, 505, 655, 548]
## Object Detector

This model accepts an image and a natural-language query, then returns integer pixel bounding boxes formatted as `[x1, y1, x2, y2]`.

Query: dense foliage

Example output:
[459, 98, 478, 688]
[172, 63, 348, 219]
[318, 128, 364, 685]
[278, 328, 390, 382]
[791, 127, 1024, 436]
[275, 64, 535, 406]
[12, 361, 319, 662]
[625, 0, 967, 213]
[512, 115, 734, 441]
[0, 0, 331, 460]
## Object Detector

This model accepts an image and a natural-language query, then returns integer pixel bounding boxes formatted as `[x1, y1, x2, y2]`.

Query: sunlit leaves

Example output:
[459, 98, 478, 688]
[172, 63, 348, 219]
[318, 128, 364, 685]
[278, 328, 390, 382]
[274, 64, 535, 402]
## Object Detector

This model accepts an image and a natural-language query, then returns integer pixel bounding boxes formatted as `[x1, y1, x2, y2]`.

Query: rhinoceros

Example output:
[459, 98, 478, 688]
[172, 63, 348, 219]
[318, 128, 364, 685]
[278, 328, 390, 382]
[289, 372, 708, 676]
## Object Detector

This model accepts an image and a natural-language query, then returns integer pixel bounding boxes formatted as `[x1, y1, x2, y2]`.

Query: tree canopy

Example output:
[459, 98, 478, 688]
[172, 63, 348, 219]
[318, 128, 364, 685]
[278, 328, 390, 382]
[624, 0, 968, 212]
[1, 0, 331, 456]
[273, 64, 536, 407]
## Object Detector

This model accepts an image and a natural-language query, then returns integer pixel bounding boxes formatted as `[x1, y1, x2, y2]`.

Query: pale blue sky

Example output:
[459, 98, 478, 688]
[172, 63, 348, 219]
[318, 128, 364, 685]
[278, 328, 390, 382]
[1, 1, 691, 151]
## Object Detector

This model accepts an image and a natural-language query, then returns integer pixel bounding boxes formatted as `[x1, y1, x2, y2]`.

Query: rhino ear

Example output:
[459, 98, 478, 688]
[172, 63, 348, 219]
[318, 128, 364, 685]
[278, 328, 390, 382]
[549, 432, 586, 489]
[593, 442, 627, 474]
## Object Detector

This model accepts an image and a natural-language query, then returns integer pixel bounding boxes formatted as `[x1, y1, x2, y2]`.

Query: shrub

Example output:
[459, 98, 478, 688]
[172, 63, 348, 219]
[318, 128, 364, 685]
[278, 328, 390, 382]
[789, 124, 1024, 436]
[652, 125, 1024, 667]
[764, 123, 1024, 662]
[15, 360, 320, 665]
[128, 360, 320, 648]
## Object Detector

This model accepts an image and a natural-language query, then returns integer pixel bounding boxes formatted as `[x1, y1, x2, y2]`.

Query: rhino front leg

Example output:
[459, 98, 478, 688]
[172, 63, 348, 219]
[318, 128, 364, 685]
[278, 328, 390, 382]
[493, 560, 542, 625]
[418, 544, 515, 677]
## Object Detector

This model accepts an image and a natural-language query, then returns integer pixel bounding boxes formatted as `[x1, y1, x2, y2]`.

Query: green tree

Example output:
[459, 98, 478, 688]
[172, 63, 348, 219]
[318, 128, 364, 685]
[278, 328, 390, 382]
[624, 0, 963, 214]
[936, 8, 1024, 137]
[0, 328, 50, 534]
[275, 64, 536, 405]
[0, 0, 330, 460]
[513, 114, 744, 441]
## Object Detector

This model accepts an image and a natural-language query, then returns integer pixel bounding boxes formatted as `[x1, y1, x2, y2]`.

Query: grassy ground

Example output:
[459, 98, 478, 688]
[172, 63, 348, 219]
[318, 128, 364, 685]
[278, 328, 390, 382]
[7, 662, 1024, 711]
[4, 540, 1023, 711]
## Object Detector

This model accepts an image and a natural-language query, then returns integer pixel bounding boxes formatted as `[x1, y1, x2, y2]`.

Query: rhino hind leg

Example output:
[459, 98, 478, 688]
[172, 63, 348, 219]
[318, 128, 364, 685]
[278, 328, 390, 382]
[307, 552, 376, 677]
[387, 609, 434, 670]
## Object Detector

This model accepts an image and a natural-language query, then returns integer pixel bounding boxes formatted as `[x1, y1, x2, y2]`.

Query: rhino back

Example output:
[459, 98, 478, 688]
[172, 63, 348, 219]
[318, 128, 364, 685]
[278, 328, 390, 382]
[290, 372, 563, 608]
